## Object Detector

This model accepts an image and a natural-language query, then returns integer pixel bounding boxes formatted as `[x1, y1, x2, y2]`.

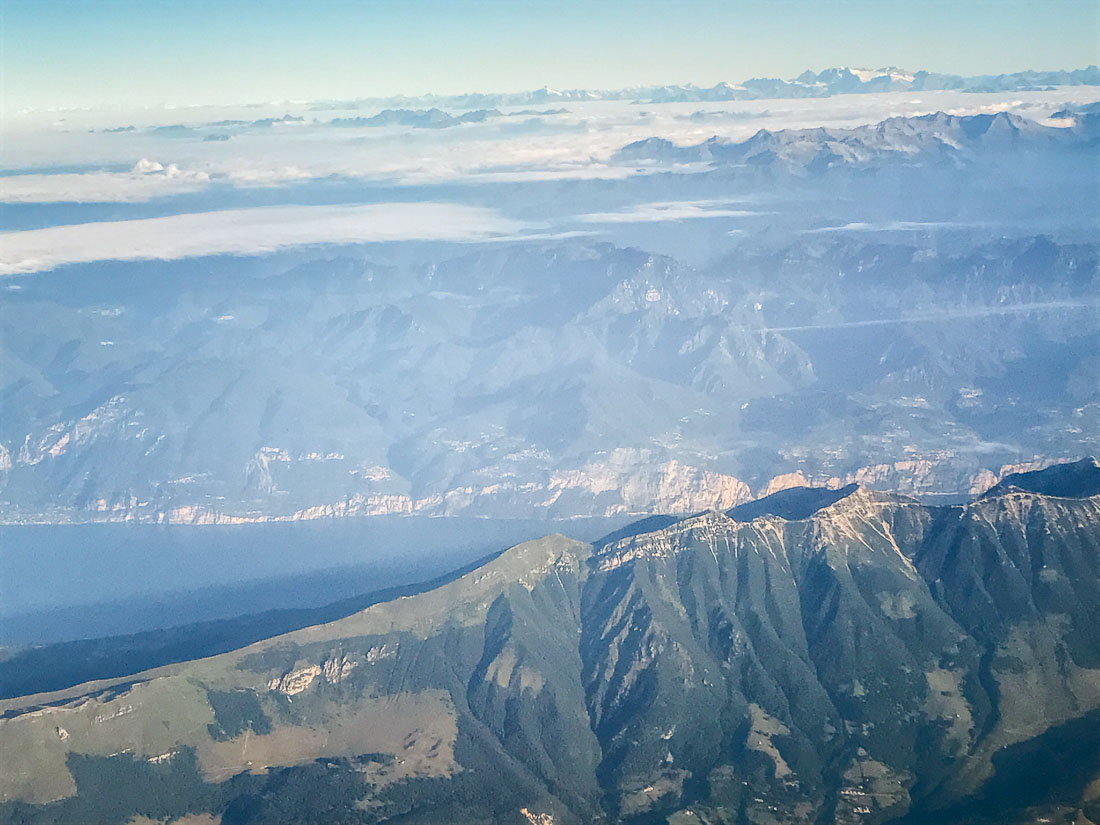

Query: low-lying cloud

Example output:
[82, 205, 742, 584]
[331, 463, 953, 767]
[0, 202, 527, 275]
[6, 87, 1091, 207]
[803, 220, 986, 233]
[0, 166, 212, 204]
[576, 199, 762, 223]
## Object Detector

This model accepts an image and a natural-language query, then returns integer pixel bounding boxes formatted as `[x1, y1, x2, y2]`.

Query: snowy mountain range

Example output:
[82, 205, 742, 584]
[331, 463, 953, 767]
[306, 65, 1100, 112]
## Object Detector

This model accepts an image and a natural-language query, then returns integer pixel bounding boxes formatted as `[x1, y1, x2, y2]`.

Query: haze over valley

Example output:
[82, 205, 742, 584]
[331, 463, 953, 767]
[3, 83, 1098, 532]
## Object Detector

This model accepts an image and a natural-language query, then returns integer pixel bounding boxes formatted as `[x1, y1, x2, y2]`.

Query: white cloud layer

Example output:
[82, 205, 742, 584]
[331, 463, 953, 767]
[0, 167, 211, 203]
[3, 87, 1095, 205]
[576, 199, 762, 224]
[0, 203, 527, 275]
[802, 221, 987, 233]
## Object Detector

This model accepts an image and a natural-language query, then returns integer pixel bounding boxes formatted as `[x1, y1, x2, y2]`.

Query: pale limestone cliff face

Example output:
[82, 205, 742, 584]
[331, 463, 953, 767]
[823, 459, 942, 495]
[80, 451, 754, 523]
[759, 471, 811, 497]
[968, 469, 999, 496]
[0, 447, 1080, 526]
[267, 664, 322, 696]
[16, 396, 135, 467]
[267, 654, 359, 696]
[519, 808, 555, 825]
[159, 506, 264, 526]
[969, 457, 1059, 495]
[287, 494, 416, 520]
[244, 448, 283, 496]
[627, 458, 752, 512]
[762, 456, 1065, 501]
[547, 452, 752, 515]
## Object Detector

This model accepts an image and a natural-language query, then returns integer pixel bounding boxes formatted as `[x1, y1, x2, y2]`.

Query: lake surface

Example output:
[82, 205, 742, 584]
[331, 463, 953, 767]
[0, 516, 629, 644]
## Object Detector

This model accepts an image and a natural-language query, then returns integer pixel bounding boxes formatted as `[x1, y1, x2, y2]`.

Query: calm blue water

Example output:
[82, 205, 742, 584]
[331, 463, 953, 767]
[0, 516, 627, 644]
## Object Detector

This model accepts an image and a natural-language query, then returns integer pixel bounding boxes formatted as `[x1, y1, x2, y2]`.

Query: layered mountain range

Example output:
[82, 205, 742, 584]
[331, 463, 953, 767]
[302, 65, 1100, 111]
[637, 65, 1100, 103]
[2, 110, 1097, 525]
[3, 226, 1096, 524]
[2, 458, 1099, 825]
[616, 111, 1099, 173]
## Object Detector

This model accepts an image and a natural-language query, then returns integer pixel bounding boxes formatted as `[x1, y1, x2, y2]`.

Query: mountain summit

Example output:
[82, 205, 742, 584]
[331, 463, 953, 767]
[616, 110, 1061, 173]
[982, 456, 1100, 498]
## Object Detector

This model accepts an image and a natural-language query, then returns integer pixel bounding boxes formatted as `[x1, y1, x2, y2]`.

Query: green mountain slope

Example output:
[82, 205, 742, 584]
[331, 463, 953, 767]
[2, 461, 1100, 825]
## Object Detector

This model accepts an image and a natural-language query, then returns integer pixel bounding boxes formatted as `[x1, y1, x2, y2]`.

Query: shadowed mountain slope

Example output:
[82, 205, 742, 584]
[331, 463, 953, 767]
[982, 456, 1100, 499]
[728, 481, 862, 520]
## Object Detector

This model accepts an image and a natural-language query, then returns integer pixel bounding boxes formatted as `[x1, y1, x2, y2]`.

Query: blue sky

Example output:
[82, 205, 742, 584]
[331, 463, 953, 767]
[3, 0, 1099, 111]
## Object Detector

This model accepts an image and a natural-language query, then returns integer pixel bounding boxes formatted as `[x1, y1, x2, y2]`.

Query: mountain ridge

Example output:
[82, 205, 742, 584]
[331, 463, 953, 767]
[981, 455, 1100, 499]
[4, 233, 1096, 527]
[3, 459, 1099, 824]
[294, 65, 1100, 113]
[615, 110, 1088, 173]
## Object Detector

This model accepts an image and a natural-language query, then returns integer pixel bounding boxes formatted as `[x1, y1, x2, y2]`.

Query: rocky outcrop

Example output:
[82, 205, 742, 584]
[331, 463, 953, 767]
[267, 654, 359, 695]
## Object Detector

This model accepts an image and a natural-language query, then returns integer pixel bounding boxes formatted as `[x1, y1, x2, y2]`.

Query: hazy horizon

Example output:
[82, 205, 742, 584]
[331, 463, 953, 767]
[4, 0, 1099, 112]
